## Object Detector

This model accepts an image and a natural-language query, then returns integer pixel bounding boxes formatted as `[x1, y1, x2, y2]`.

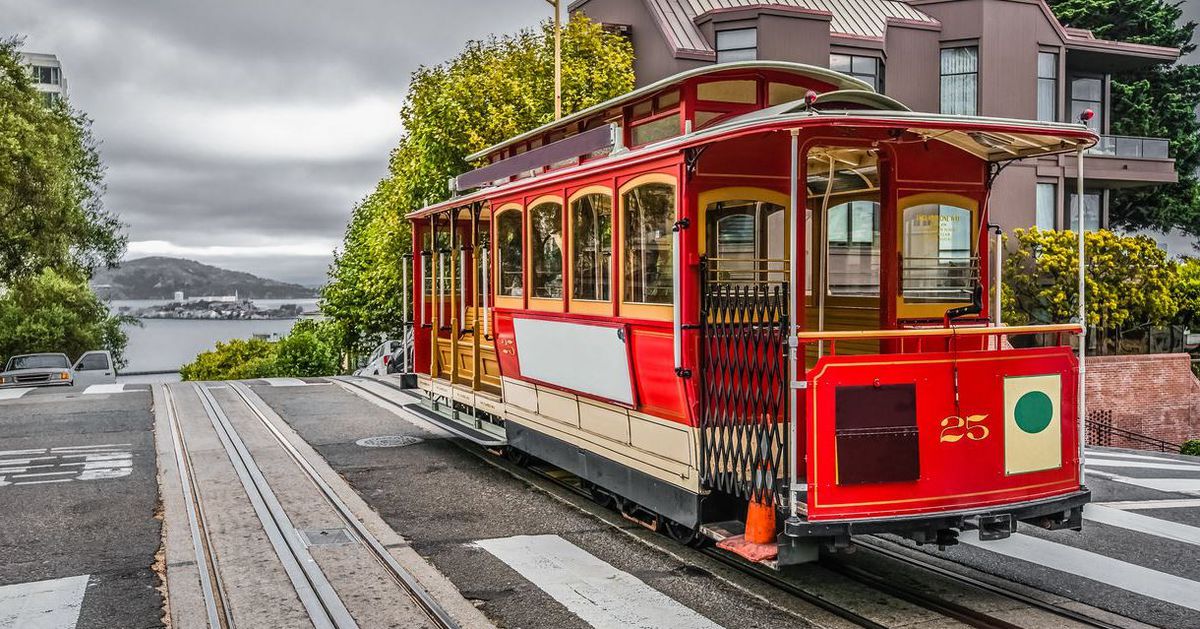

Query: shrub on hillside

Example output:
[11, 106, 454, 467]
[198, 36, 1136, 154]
[180, 338, 277, 381]
[273, 322, 340, 378]
[1182, 439, 1200, 457]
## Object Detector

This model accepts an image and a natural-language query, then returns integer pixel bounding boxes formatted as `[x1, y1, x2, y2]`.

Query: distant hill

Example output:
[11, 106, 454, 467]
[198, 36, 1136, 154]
[91, 257, 317, 300]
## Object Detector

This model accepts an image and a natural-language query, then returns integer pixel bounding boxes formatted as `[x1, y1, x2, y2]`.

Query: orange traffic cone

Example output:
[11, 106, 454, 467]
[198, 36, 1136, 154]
[745, 499, 776, 545]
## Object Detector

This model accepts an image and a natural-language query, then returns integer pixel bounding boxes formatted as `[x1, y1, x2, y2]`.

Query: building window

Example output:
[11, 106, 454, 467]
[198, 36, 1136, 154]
[496, 210, 523, 297]
[571, 193, 612, 301]
[831, 53, 883, 92]
[1071, 76, 1104, 131]
[1036, 183, 1057, 230]
[940, 47, 978, 116]
[623, 182, 675, 304]
[716, 28, 756, 63]
[529, 201, 564, 299]
[30, 65, 60, 86]
[1068, 190, 1102, 232]
[1037, 52, 1058, 122]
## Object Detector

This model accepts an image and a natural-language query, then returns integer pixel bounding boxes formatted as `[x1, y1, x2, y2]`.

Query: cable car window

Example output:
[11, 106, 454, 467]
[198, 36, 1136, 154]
[704, 199, 786, 287]
[623, 182, 675, 304]
[902, 204, 976, 303]
[496, 210, 523, 297]
[630, 113, 680, 147]
[571, 193, 612, 301]
[530, 201, 564, 299]
[826, 201, 881, 297]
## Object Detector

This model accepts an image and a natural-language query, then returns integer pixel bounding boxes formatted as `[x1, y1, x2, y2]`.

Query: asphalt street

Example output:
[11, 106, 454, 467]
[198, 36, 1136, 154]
[0, 384, 161, 629]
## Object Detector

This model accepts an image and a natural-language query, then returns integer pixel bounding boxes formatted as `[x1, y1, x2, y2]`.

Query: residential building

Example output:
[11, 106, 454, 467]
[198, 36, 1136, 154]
[569, 0, 1181, 233]
[19, 52, 66, 106]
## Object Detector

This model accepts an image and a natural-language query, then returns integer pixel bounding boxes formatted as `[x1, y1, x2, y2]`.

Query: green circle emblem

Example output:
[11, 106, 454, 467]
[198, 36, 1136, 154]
[1014, 391, 1054, 434]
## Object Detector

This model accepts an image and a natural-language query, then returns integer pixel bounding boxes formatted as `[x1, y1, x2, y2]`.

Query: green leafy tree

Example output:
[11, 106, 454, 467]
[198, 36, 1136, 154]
[273, 319, 341, 377]
[1173, 257, 1200, 328]
[1002, 228, 1177, 328]
[0, 38, 125, 284]
[0, 268, 134, 367]
[1046, 0, 1200, 236]
[321, 17, 634, 351]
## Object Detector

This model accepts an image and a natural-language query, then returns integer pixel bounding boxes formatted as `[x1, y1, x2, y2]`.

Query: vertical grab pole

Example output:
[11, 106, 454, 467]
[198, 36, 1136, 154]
[672, 217, 683, 374]
[1076, 146, 1087, 485]
[787, 129, 801, 522]
[438, 251, 446, 326]
[993, 228, 1002, 328]
[419, 253, 426, 327]
[482, 247, 491, 337]
[459, 248, 467, 332]
[402, 254, 409, 372]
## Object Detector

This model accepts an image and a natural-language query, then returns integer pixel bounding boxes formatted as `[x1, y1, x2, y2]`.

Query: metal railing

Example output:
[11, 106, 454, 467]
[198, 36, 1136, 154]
[1086, 134, 1170, 159]
[1087, 409, 1182, 453]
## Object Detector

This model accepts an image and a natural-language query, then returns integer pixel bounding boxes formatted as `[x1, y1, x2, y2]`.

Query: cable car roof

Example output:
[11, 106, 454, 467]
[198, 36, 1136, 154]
[410, 108, 1096, 219]
[464, 61, 873, 162]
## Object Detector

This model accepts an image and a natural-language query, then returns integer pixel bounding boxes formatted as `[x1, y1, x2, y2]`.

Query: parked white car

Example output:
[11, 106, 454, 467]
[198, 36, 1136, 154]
[0, 353, 74, 388]
[353, 341, 399, 377]
[71, 350, 118, 388]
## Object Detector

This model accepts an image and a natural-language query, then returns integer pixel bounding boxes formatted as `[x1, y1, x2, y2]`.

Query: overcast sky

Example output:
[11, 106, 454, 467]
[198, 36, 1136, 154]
[4, 1, 549, 286]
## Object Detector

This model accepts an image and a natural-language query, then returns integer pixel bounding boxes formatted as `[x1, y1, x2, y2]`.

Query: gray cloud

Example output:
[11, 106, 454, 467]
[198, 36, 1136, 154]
[3, 0, 549, 286]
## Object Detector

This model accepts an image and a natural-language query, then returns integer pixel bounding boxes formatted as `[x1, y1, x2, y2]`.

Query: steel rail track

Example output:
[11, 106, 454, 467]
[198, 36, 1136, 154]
[339, 377, 1130, 629]
[161, 384, 234, 629]
[226, 381, 459, 629]
[848, 538, 1122, 629]
[193, 383, 358, 629]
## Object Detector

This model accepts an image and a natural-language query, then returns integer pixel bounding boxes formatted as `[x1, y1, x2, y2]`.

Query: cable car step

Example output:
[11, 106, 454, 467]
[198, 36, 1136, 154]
[702, 521, 780, 565]
[404, 404, 508, 447]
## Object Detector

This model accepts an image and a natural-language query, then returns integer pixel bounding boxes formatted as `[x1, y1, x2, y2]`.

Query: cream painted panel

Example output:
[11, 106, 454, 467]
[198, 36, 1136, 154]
[579, 401, 631, 444]
[475, 395, 506, 417]
[630, 418, 692, 466]
[537, 389, 580, 428]
[431, 379, 453, 398]
[452, 388, 474, 405]
[502, 378, 538, 412]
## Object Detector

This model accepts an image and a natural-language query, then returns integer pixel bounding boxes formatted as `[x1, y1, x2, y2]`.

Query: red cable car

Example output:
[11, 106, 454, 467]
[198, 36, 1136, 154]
[403, 61, 1094, 565]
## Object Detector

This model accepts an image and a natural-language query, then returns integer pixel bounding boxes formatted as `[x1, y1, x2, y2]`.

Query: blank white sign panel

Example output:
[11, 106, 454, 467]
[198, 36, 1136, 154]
[512, 317, 635, 405]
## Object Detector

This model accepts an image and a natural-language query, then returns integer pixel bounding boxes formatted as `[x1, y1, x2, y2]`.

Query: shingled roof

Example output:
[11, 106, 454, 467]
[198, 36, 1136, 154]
[644, 0, 940, 58]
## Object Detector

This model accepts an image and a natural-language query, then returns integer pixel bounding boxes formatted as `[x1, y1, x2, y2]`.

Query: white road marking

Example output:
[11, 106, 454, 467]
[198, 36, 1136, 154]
[1096, 499, 1200, 510]
[1085, 459, 1200, 472]
[1087, 451, 1200, 465]
[82, 383, 126, 394]
[0, 388, 34, 400]
[961, 531, 1200, 611]
[0, 445, 133, 487]
[475, 534, 723, 629]
[0, 449, 44, 456]
[264, 377, 309, 387]
[1085, 504, 1200, 545]
[1085, 469, 1200, 496]
[0, 574, 89, 629]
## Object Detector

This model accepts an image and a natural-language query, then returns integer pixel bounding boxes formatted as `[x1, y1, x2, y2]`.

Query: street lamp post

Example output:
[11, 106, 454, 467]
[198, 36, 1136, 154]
[546, 0, 562, 120]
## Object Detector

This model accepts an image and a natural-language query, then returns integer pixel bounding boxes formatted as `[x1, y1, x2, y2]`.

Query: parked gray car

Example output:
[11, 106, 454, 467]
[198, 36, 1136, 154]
[0, 353, 74, 388]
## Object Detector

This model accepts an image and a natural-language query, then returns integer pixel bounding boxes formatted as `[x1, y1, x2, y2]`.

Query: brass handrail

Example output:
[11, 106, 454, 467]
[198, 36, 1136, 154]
[796, 323, 1082, 341]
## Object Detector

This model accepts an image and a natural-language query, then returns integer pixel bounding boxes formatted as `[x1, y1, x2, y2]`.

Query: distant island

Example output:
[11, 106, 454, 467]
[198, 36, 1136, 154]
[126, 299, 306, 320]
[92, 256, 317, 300]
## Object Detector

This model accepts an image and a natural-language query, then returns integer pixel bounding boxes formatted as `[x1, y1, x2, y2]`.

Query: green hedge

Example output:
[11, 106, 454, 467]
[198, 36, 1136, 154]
[1182, 439, 1200, 457]
[180, 319, 343, 381]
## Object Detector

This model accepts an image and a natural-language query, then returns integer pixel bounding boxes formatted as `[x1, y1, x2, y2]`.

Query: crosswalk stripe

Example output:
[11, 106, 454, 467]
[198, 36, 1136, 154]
[1084, 504, 1200, 545]
[265, 377, 309, 387]
[1086, 450, 1200, 465]
[1095, 499, 1200, 510]
[475, 534, 723, 629]
[0, 574, 88, 629]
[82, 384, 126, 394]
[0, 388, 34, 401]
[961, 530, 1200, 611]
[1085, 459, 1200, 472]
[1085, 469, 1200, 496]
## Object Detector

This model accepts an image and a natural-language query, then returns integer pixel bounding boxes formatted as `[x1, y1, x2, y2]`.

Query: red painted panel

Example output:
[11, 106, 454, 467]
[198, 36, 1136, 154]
[804, 347, 1081, 521]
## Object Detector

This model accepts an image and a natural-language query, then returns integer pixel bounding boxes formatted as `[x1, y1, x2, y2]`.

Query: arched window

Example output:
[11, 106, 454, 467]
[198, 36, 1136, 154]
[622, 181, 675, 305]
[495, 209, 523, 297]
[571, 193, 612, 301]
[529, 200, 564, 299]
[704, 198, 786, 287]
[902, 203, 975, 304]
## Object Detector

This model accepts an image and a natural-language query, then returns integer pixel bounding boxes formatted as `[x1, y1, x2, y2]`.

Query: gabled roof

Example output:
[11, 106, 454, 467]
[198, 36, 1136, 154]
[644, 0, 939, 59]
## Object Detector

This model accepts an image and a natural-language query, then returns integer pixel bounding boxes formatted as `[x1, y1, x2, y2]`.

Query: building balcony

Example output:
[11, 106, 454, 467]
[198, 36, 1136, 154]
[1086, 135, 1170, 159]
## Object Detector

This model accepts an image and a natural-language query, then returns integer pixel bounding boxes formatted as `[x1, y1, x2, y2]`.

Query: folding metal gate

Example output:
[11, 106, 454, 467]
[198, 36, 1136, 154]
[698, 257, 790, 505]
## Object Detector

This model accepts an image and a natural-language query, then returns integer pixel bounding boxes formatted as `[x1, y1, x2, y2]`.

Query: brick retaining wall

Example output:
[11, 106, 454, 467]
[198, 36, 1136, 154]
[1085, 353, 1200, 450]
